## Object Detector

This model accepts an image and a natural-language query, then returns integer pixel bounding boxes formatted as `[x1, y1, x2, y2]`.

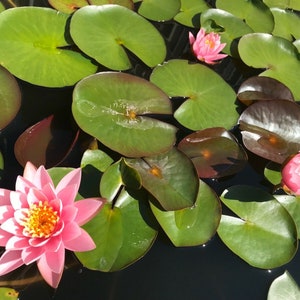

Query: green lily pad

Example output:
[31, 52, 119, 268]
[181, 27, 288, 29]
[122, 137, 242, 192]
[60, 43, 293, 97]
[137, 0, 180, 21]
[0, 66, 21, 130]
[173, 0, 210, 27]
[238, 33, 300, 99]
[72, 72, 177, 157]
[150, 180, 221, 246]
[81, 149, 114, 173]
[0, 7, 97, 87]
[125, 147, 199, 211]
[263, 0, 300, 10]
[238, 100, 300, 164]
[150, 59, 238, 131]
[70, 5, 166, 70]
[218, 185, 298, 269]
[200, 8, 253, 56]
[271, 8, 300, 41]
[268, 271, 300, 300]
[178, 127, 247, 178]
[264, 161, 282, 186]
[216, 0, 274, 33]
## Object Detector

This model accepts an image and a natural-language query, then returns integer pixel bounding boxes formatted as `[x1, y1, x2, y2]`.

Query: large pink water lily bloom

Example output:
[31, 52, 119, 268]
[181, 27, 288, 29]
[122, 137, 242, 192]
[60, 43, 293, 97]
[189, 28, 228, 64]
[0, 162, 104, 288]
[282, 153, 300, 195]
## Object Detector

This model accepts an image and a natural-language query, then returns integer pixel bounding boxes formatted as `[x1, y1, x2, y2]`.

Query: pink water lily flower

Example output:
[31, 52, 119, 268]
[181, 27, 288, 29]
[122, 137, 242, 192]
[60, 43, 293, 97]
[0, 162, 105, 288]
[189, 28, 228, 64]
[282, 153, 300, 195]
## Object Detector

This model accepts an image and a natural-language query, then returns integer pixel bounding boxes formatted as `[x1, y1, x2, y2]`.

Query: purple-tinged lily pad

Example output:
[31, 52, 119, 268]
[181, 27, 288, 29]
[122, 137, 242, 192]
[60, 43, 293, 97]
[178, 127, 247, 178]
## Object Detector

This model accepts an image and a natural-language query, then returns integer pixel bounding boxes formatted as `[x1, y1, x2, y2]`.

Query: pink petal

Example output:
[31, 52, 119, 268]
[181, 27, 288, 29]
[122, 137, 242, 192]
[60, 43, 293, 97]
[23, 161, 38, 181]
[15, 176, 35, 194]
[63, 227, 96, 252]
[33, 165, 54, 190]
[27, 188, 48, 205]
[29, 237, 49, 247]
[0, 250, 24, 276]
[0, 228, 13, 246]
[0, 189, 12, 206]
[43, 235, 62, 252]
[55, 168, 81, 199]
[10, 191, 28, 210]
[60, 205, 77, 223]
[57, 184, 79, 206]
[6, 236, 29, 250]
[22, 245, 45, 264]
[74, 198, 104, 226]
[0, 205, 15, 221]
[1, 218, 23, 236]
[41, 183, 57, 202]
[188, 32, 195, 45]
[61, 222, 81, 242]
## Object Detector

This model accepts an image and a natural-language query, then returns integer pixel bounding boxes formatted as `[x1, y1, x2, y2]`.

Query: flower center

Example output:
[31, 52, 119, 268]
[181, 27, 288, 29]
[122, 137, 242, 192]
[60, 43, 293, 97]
[205, 38, 215, 49]
[22, 201, 59, 238]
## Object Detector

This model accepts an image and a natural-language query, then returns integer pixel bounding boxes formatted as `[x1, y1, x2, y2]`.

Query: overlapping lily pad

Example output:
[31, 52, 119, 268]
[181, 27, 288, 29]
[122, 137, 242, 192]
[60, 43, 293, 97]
[238, 33, 300, 99]
[150, 59, 238, 131]
[263, 0, 300, 10]
[0, 66, 21, 130]
[70, 5, 166, 70]
[218, 185, 298, 269]
[72, 72, 177, 157]
[178, 127, 247, 178]
[238, 100, 300, 164]
[0, 7, 97, 87]
[150, 180, 221, 246]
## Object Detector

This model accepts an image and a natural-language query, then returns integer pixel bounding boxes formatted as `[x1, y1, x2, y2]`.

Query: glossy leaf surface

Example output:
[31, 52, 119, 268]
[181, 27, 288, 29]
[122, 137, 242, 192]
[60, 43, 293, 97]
[218, 185, 298, 269]
[178, 127, 247, 178]
[0, 66, 21, 130]
[264, 161, 282, 186]
[238, 100, 300, 164]
[126, 147, 199, 211]
[70, 5, 166, 70]
[268, 271, 300, 300]
[0, 7, 97, 87]
[238, 33, 300, 99]
[150, 59, 238, 131]
[72, 72, 177, 157]
[263, 0, 300, 10]
[150, 180, 221, 246]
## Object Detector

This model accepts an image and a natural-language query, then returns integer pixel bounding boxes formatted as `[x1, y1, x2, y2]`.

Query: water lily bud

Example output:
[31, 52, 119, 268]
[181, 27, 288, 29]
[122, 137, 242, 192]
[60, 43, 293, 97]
[282, 153, 300, 195]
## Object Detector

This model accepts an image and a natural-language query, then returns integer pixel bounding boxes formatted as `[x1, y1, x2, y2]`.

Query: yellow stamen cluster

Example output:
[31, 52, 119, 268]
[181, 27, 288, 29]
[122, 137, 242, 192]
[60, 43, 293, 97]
[21, 201, 59, 238]
[205, 38, 215, 49]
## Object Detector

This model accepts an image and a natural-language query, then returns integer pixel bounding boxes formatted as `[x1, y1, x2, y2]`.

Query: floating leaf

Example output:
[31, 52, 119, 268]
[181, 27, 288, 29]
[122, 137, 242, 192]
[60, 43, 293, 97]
[70, 5, 166, 70]
[263, 0, 300, 10]
[178, 127, 247, 178]
[0, 7, 97, 87]
[125, 147, 199, 211]
[150, 180, 221, 246]
[264, 161, 282, 186]
[216, 0, 274, 33]
[238, 33, 300, 99]
[218, 185, 298, 269]
[0, 287, 19, 300]
[173, 0, 209, 27]
[150, 59, 238, 131]
[200, 8, 253, 56]
[237, 76, 294, 106]
[137, 0, 180, 21]
[0, 66, 21, 130]
[72, 72, 177, 157]
[81, 149, 114, 173]
[238, 100, 300, 164]
[268, 271, 300, 300]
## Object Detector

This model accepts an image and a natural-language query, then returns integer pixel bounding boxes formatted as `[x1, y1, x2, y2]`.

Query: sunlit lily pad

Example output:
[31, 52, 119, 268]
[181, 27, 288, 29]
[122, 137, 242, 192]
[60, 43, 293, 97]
[150, 59, 238, 131]
[72, 72, 177, 157]
[137, 0, 180, 21]
[267, 271, 300, 300]
[238, 33, 300, 99]
[174, 0, 209, 27]
[0, 66, 21, 130]
[0, 7, 97, 87]
[14, 114, 80, 168]
[200, 8, 253, 56]
[216, 0, 274, 32]
[150, 180, 221, 246]
[218, 185, 298, 269]
[238, 100, 300, 164]
[237, 76, 294, 106]
[264, 161, 282, 186]
[70, 5, 166, 70]
[178, 127, 247, 178]
[263, 0, 300, 10]
[125, 147, 199, 211]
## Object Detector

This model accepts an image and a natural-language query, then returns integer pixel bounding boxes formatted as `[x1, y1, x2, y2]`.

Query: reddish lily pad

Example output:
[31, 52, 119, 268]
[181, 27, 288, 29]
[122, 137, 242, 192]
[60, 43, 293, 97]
[72, 72, 177, 157]
[238, 100, 300, 164]
[14, 114, 80, 168]
[178, 127, 247, 178]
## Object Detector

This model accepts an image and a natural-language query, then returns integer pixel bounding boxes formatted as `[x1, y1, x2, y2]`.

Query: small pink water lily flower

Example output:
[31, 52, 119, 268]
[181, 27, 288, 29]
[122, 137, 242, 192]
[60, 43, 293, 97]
[282, 153, 300, 195]
[0, 162, 104, 288]
[189, 28, 228, 64]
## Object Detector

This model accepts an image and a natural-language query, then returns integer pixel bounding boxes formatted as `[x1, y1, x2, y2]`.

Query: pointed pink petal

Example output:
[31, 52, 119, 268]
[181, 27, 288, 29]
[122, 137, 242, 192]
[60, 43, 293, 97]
[57, 184, 79, 206]
[15, 176, 35, 194]
[0, 189, 12, 206]
[29, 237, 49, 247]
[23, 161, 37, 181]
[188, 32, 195, 45]
[55, 168, 81, 198]
[27, 188, 48, 205]
[52, 220, 64, 236]
[43, 236, 62, 252]
[0, 205, 14, 221]
[63, 228, 96, 252]
[74, 198, 104, 226]
[0, 250, 24, 276]
[6, 236, 29, 250]
[1, 218, 23, 236]
[60, 205, 77, 223]
[61, 222, 81, 242]
[41, 183, 57, 202]
[0, 228, 12, 246]
[33, 166, 54, 190]
[10, 191, 28, 210]
[22, 246, 45, 264]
